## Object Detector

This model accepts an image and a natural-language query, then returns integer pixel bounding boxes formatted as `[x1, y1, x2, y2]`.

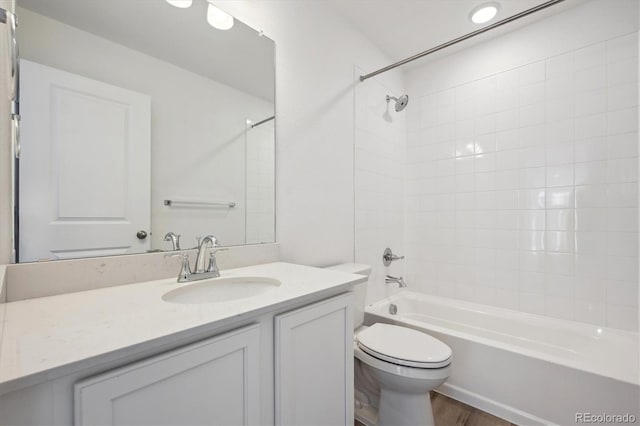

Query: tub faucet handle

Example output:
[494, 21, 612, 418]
[383, 248, 405, 266]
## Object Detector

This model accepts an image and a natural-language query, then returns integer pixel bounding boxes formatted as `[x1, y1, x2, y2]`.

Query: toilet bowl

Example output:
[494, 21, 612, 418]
[355, 323, 451, 426]
[326, 264, 452, 426]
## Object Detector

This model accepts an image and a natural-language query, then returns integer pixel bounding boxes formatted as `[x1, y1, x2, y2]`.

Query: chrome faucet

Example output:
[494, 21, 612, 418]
[195, 235, 220, 273]
[385, 275, 407, 288]
[166, 235, 222, 283]
[163, 232, 181, 251]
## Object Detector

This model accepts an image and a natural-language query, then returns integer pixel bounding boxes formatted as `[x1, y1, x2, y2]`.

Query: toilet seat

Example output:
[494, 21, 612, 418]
[354, 344, 451, 381]
[356, 323, 452, 369]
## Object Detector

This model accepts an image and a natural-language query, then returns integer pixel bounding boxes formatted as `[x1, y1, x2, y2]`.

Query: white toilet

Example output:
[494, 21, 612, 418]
[327, 264, 452, 426]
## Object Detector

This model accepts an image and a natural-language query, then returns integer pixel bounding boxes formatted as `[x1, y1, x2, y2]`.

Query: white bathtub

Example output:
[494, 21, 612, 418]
[365, 292, 640, 426]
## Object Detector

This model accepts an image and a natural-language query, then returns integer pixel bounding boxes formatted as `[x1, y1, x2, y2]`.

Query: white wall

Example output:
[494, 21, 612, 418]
[212, 1, 405, 267]
[246, 119, 275, 244]
[17, 8, 274, 251]
[404, 0, 639, 330]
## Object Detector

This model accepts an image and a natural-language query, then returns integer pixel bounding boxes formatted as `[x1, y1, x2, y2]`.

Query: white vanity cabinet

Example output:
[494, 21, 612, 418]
[275, 292, 354, 426]
[0, 291, 356, 426]
[74, 324, 261, 426]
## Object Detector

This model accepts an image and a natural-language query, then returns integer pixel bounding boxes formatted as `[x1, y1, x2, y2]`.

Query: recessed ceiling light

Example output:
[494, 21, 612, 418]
[470, 2, 500, 24]
[207, 2, 234, 30]
[165, 0, 192, 8]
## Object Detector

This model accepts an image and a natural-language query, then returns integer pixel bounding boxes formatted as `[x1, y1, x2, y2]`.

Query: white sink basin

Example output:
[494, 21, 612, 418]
[162, 276, 281, 304]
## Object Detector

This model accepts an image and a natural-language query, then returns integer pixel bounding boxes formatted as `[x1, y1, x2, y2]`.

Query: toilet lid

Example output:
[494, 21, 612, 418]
[356, 323, 452, 369]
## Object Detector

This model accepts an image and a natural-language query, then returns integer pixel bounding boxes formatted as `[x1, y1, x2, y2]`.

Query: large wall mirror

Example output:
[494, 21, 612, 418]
[14, 0, 275, 262]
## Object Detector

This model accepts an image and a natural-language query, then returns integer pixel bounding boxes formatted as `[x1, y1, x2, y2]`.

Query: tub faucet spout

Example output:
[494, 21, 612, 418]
[385, 275, 406, 288]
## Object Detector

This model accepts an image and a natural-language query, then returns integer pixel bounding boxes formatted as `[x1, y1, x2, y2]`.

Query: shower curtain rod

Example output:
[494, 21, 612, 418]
[250, 115, 275, 128]
[359, 0, 566, 82]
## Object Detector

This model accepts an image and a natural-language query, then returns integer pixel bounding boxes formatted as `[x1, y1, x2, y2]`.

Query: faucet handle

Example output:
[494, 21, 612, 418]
[206, 251, 221, 277]
[382, 248, 405, 266]
[206, 247, 228, 272]
[165, 252, 192, 283]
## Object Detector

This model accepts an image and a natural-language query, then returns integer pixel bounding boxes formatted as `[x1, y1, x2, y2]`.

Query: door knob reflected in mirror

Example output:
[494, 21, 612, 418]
[136, 230, 148, 240]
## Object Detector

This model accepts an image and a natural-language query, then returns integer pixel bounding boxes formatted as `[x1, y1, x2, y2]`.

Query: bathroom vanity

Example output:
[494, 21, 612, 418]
[0, 262, 365, 425]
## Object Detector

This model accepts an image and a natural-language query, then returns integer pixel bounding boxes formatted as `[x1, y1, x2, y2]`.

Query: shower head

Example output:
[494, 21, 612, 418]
[386, 94, 409, 112]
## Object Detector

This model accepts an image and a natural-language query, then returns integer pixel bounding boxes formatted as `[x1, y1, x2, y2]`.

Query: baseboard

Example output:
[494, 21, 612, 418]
[436, 383, 558, 426]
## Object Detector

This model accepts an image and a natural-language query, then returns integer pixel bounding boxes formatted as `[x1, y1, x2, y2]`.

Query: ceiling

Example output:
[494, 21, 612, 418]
[17, 0, 588, 95]
[329, 0, 587, 72]
[18, 0, 275, 102]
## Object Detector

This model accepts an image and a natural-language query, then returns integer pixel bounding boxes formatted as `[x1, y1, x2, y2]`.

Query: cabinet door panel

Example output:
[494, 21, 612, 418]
[275, 293, 354, 426]
[75, 324, 260, 426]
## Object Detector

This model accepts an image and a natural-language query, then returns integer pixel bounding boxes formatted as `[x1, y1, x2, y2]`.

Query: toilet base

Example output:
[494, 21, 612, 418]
[378, 388, 435, 426]
[355, 351, 450, 426]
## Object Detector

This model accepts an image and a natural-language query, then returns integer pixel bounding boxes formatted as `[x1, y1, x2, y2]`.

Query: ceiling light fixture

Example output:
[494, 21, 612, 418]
[207, 2, 234, 30]
[470, 2, 500, 24]
[165, 0, 192, 8]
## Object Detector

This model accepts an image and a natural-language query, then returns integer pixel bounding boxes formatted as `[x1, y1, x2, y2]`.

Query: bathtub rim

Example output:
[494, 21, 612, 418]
[366, 291, 640, 386]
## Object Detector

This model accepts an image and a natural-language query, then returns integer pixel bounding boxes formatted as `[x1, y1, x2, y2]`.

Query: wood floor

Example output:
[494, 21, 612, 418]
[355, 393, 517, 426]
[430, 393, 516, 426]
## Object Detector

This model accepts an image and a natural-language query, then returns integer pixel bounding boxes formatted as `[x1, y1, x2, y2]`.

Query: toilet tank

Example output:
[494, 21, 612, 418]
[325, 263, 371, 329]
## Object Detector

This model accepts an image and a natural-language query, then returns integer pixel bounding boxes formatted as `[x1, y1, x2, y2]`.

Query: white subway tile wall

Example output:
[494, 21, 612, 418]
[404, 32, 639, 330]
[355, 69, 406, 304]
[246, 120, 276, 244]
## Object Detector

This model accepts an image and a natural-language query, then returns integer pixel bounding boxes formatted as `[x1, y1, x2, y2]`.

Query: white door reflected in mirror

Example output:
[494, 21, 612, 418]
[19, 60, 151, 262]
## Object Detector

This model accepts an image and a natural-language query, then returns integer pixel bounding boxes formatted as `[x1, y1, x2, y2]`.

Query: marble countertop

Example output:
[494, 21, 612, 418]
[0, 262, 365, 395]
